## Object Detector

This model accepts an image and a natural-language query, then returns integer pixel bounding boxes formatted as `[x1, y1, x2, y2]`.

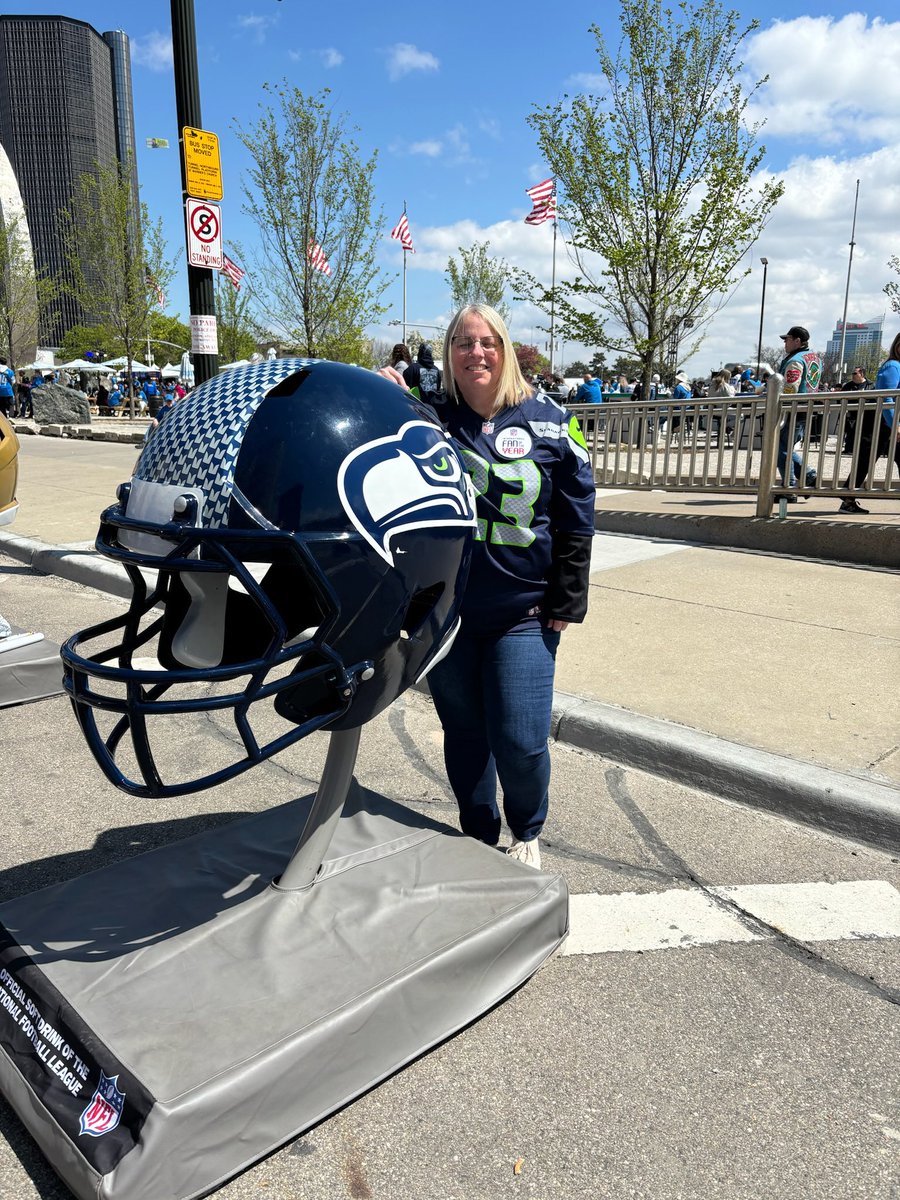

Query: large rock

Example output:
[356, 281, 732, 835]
[31, 382, 91, 425]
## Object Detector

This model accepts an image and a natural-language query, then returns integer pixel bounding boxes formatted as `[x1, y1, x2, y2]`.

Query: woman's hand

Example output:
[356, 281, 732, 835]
[375, 366, 407, 386]
[546, 619, 569, 633]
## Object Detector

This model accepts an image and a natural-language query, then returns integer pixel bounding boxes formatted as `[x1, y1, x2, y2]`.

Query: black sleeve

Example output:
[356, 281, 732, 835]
[543, 533, 593, 623]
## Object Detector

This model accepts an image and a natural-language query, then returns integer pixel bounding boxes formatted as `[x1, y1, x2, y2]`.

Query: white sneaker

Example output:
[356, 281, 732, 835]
[506, 838, 541, 870]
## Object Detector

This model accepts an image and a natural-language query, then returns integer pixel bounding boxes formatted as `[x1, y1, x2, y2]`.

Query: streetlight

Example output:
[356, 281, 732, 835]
[756, 257, 768, 379]
[388, 320, 443, 332]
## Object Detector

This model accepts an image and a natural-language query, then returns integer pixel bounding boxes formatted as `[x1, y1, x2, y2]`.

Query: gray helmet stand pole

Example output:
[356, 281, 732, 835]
[276, 726, 362, 890]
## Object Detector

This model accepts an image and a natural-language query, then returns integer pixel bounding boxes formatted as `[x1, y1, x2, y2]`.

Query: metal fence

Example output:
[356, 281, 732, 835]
[570, 373, 899, 517]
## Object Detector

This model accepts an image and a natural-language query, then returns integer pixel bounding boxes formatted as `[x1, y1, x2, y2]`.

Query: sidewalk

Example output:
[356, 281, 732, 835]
[2, 432, 898, 850]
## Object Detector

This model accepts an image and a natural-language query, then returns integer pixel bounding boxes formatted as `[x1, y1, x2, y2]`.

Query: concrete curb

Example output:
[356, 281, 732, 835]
[596, 508, 900, 570]
[0, 531, 136, 599]
[551, 692, 900, 854]
[4, 530, 898, 854]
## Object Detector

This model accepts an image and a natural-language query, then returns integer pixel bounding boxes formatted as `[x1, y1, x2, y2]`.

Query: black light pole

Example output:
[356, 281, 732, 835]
[171, 0, 218, 385]
[756, 257, 768, 378]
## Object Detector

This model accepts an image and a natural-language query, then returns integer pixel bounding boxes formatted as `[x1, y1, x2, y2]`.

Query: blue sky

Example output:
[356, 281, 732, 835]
[7, 0, 900, 374]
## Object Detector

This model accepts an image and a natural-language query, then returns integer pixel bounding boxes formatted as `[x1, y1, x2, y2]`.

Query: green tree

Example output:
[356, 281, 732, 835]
[61, 156, 175, 414]
[58, 323, 122, 365]
[525, 0, 783, 394]
[884, 256, 900, 315]
[236, 84, 389, 361]
[445, 241, 510, 324]
[214, 272, 258, 365]
[147, 312, 191, 369]
[611, 355, 642, 380]
[0, 211, 56, 374]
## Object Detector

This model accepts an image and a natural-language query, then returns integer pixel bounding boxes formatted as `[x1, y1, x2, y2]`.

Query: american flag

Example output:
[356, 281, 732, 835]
[390, 210, 415, 252]
[145, 270, 166, 307]
[221, 254, 245, 290]
[307, 238, 332, 276]
[524, 177, 556, 225]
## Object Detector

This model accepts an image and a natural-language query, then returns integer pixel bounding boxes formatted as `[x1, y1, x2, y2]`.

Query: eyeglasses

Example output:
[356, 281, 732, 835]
[451, 336, 499, 352]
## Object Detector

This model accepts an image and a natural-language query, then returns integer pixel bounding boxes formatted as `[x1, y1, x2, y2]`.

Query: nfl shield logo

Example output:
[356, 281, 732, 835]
[79, 1072, 125, 1137]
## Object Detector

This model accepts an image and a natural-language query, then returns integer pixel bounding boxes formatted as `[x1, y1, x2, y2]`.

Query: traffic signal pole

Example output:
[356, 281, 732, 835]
[171, 0, 218, 385]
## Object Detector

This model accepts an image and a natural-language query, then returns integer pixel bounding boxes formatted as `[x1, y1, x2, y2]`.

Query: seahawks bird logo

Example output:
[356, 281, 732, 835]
[337, 421, 476, 565]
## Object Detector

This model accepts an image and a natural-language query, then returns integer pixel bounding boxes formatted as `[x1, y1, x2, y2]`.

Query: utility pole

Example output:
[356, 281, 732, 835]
[837, 180, 860, 382]
[171, 0, 218, 385]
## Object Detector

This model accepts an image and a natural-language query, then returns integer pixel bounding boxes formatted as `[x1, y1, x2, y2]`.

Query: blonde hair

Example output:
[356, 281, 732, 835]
[443, 303, 531, 412]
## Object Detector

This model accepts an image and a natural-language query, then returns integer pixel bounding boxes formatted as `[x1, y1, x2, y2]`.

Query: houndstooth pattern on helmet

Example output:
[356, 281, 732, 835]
[135, 359, 317, 527]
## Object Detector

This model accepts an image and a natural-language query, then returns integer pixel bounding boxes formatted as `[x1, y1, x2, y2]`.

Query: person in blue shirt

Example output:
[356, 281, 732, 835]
[0, 359, 14, 419]
[668, 370, 692, 441]
[381, 304, 596, 869]
[837, 329, 900, 514]
[573, 373, 603, 404]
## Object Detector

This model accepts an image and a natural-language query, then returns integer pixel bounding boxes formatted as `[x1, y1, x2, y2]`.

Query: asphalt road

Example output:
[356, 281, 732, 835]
[0, 563, 899, 1200]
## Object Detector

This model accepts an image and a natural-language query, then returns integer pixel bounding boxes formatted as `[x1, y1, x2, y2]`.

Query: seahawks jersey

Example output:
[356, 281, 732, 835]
[433, 390, 596, 630]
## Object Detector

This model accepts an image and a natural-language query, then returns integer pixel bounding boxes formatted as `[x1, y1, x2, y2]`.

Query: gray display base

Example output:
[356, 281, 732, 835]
[0, 782, 567, 1200]
[0, 626, 63, 708]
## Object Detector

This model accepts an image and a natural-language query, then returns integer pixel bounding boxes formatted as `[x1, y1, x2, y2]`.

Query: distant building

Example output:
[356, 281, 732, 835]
[827, 315, 885, 365]
[0, 15, 139, 344]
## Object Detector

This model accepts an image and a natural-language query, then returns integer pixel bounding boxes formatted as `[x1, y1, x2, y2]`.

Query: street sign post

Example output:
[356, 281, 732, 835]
[185, 198, 224, 270]
[182, 126, 223, 201]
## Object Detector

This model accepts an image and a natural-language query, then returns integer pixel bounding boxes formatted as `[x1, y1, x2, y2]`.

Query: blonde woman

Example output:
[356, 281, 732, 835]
[382, 304, 596, 867]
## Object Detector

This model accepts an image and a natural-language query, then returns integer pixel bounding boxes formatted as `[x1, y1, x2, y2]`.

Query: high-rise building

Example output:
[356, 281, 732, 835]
[0, 15, 138, 345]
[827, 315, 885, 364]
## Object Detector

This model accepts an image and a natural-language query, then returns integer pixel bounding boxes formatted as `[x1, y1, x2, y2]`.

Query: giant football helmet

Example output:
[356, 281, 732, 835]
[0, 412, 19, 527]
[62, 360, 476, 797]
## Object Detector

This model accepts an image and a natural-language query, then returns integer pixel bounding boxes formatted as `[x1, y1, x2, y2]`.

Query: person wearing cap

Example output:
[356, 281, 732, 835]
[666, 369, 692, 441]
[776, 325, 820, 500]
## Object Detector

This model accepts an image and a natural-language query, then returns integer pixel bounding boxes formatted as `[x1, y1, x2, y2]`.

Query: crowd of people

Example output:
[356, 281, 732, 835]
[0, 363, 191, 420]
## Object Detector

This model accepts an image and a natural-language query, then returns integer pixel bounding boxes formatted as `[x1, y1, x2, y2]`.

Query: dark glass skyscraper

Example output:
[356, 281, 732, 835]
[0, 15, 139, 345]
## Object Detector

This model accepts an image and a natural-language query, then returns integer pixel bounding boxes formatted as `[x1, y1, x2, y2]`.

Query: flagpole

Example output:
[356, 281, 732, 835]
[837, 179, 860, 380]
[549, 200, 558, 376]
[402, 200, 409, 345]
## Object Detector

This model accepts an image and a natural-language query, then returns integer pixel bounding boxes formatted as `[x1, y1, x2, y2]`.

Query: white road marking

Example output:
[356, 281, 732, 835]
[563, 880, 900, 956]
[590, 532, 691, 575]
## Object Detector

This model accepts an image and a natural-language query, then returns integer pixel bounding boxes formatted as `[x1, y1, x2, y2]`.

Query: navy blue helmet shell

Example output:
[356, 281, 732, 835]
[61, 359, 476, 797]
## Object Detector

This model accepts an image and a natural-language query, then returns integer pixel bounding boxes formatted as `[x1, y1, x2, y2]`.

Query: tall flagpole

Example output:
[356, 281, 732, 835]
[837, 179, 860, 380]
[401, 200, 408, 345]
[549, 189, 558, 376]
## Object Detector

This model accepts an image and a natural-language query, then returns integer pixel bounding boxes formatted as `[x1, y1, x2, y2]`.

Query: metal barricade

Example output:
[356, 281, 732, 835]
[570, 374, 899, 517]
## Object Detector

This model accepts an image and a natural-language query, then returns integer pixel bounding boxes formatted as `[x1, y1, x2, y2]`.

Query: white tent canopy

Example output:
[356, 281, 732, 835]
[98, 356, 154, 373]
[219, 359, 250, 371]
[160, 362, 180, 378]
[59, 359, 101, 372]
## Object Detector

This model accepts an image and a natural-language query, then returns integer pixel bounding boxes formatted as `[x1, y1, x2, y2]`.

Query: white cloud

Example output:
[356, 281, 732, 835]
[320, 47, 343, 68]
[566, 72, 605, 92]
[386, 44, 439, 82]
[130, 32, 172, 72]
[676, 145, 900, 375]
[384, 140, 900, 373]
[236, 13, 278, 44]
[745, 15, 900, 146]
[476, 115, 502, 140]
[408, 140, 443, 158]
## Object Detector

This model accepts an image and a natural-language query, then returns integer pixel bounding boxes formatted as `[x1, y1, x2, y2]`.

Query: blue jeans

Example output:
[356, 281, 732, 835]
[778, 418, 816, 487]
[427, 624, 560, 845]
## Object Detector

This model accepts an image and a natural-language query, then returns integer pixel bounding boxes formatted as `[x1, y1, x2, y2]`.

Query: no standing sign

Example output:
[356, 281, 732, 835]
[185, 198, 224, 270]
